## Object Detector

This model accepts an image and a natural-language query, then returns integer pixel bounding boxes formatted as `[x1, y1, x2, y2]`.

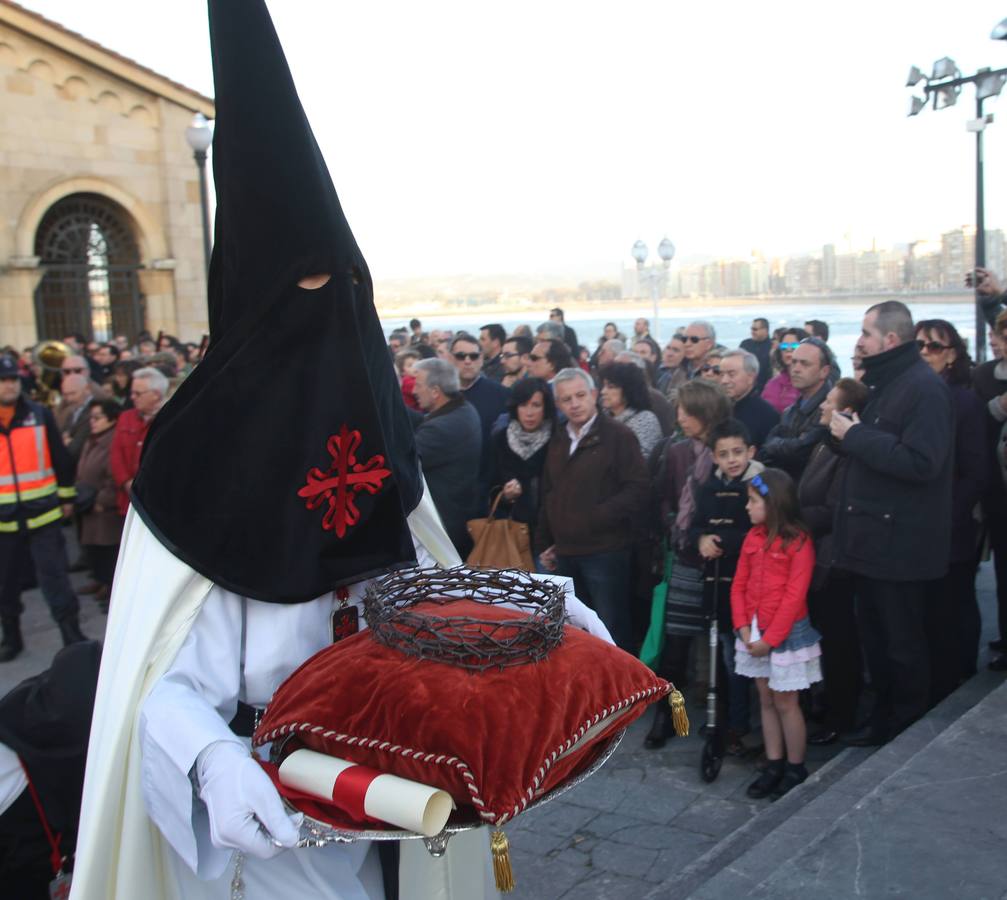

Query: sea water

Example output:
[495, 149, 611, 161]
[383, 299, 986, 369]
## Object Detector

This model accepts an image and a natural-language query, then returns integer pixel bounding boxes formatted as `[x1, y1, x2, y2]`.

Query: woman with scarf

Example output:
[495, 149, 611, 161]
[761, 328, 804, 414]
[646, 379, 731, 747]
[489, 377, 555, 554]
[598, 361, 662, 460]
[798, 377, 869, 744]
[75, 399, 125, 610]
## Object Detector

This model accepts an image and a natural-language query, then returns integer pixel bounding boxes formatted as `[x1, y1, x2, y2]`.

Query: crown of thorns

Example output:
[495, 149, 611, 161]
[363, 566, 566, 671]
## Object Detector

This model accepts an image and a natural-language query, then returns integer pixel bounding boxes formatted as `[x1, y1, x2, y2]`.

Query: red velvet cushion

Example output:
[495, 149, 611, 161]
[254, 599, 669, 827]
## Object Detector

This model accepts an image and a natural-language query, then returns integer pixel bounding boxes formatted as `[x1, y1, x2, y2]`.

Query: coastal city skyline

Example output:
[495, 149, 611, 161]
[15, 0, 1007, 282]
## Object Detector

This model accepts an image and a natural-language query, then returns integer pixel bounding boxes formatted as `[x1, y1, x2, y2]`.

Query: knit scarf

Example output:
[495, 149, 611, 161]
[506, 418, 552, 461]
[674, 438, 714, 544]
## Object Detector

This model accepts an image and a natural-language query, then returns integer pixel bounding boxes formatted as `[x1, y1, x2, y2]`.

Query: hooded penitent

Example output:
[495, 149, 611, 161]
[131, 0, 422, 603]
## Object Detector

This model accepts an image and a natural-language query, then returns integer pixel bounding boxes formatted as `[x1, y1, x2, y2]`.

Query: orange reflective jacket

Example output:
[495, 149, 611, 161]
[0, 397, 76, 532]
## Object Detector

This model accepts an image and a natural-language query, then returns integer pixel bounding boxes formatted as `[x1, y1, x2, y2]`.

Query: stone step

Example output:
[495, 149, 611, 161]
[642, 668, 1007, 899]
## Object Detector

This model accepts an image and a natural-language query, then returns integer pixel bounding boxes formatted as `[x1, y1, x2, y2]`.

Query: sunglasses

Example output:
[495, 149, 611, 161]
[779, 342, 801, 351]
[918, 340, 949, 353]
[684, 335, 709, 344]
[453, 352, 480, 362]
[529, 354, 544, 362]
[61, 366, 87, 374]
[751, 474, 770, 497]
[701, 365, 721, 375]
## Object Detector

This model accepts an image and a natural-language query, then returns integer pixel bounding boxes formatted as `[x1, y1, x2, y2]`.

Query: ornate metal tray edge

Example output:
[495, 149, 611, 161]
[273, 728, 625, 856]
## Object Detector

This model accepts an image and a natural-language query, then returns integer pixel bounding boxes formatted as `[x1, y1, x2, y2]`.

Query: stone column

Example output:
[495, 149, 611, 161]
[0, 256, 44, 347]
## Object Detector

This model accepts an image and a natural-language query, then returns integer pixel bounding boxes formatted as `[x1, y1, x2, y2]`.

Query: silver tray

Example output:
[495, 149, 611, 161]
[271, 728, 625, 856]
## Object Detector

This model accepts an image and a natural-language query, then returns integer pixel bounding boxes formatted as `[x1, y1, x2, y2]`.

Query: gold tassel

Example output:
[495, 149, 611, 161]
[490, 829, 515, 893]
[669, 688, 689, 737]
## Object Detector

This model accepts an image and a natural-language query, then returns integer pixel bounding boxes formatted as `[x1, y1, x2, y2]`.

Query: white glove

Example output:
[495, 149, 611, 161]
[196, 740, 302, 859]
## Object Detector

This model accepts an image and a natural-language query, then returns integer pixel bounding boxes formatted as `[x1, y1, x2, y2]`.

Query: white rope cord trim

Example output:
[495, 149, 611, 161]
[254, 681, 669, 826]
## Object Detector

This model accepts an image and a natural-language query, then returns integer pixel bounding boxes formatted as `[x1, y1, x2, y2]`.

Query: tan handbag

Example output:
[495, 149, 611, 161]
[466, 492, 535, 571]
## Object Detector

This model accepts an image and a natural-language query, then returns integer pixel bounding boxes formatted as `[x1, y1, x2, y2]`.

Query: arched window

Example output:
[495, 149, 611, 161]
[33, 193, 144, 341]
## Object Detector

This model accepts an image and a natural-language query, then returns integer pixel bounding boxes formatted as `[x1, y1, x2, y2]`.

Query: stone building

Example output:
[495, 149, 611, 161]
[0, 0, 214, 350]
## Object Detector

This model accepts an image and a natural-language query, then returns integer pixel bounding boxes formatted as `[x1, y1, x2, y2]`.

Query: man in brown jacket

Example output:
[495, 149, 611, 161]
[537, 368, 650, 650]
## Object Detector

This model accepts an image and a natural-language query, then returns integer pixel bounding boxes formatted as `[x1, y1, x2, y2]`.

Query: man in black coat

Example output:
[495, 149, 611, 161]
[411, 358, 483, 557]
[549, 308, 579, 357]
[740, 317, 772, 391]
[830, 301, 953, 746]
[718, 349, 779, 449]
[450, 334, 509, 515]
[760, 338, 834, 479]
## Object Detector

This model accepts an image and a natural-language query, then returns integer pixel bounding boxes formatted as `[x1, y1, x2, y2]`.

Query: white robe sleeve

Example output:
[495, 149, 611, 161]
[138, 587, 247, 880]
[530, 573, 615, 644]
[0, 742, 27, 817]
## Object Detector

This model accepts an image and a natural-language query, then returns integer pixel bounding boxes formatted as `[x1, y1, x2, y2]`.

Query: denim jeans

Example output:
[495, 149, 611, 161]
[556, 549, 633, 651]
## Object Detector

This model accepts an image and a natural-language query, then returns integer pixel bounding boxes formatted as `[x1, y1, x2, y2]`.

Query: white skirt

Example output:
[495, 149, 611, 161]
[734, 617, 822, 692]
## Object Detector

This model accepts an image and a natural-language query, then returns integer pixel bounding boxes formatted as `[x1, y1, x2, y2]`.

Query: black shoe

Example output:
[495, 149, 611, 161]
[808, 729, 839, 746]
[644, 700, 675, 749]
[840, 726, 888, 747]
[989, 639, 1006, 653]
[57, 617, 87, 646]
[770, 762, 808, 801]
[989, 654, 1007, 672]
[746, 760, 784, 799]
[0, 617, 23, 663]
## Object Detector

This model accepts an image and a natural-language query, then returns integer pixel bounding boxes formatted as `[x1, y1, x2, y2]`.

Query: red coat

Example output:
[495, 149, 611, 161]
[109, 408, 153, 515]
[730, 525, 815, 648]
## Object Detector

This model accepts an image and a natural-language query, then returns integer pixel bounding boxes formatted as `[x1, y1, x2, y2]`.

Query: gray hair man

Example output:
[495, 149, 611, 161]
[55, 372, 93, 462]
[411, 358, 482, 557]
[719, 349, 779, 448]
[682, 320, 716, 378]
[594, 338, 625, 370]
[536, 367, 649, 651]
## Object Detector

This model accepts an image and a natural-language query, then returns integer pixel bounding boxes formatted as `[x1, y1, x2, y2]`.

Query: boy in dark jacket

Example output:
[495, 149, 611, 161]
[687, 418, 764, 753]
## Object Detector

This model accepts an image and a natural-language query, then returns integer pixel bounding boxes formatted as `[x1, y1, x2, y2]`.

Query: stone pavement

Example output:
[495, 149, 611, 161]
[1, 534, 1004, 900]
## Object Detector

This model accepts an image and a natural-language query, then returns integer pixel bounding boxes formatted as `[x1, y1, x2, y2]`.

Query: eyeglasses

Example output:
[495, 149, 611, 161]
[701, 365, 721, 375]
[751, 474, 770, 497]
[684, 335, 709, 344]
[779, 342, 801, 351]
[918, 340, 949, 353]
[130, 388, 151, 399]
[453, 352, 480, 362]
[501, 352, 521, 359]
[61, 366, 86, 374]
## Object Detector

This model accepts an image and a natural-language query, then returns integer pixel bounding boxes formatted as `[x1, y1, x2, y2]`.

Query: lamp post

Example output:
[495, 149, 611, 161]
[907, 43, 1007, 363]
[185, 112, 213, 278]
[631, 237, 676, 341]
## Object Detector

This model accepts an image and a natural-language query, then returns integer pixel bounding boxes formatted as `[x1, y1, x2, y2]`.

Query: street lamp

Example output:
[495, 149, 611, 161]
[906, 39, 1007, 363]
[631, 237, 676, 341]
[185, 112, 213, 278]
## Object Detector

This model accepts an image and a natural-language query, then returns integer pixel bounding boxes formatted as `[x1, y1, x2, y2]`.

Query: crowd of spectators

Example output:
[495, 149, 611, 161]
[0, 332, 182, 641]
[5, 295, 1007, 765]
[392, 299, 1007, 777]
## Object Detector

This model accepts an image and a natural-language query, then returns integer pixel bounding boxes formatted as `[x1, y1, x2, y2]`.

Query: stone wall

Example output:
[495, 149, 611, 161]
[0, 14, 213, 347]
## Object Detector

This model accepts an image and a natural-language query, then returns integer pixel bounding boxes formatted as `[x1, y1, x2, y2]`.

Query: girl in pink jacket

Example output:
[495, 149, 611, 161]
[731, 468, 822, 801]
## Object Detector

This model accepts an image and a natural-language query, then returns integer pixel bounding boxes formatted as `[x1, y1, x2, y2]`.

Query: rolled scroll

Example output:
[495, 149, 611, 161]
[278, 749, 454, 837]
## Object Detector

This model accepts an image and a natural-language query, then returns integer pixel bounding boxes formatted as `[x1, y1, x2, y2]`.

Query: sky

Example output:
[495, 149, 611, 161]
[18, 0, 1007, 279]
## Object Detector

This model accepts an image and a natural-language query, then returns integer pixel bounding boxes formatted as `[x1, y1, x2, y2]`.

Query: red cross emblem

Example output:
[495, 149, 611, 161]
[297, 425, 391, 537]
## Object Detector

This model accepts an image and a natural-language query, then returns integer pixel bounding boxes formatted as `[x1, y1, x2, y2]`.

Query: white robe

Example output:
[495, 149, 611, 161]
[71, 490, 611, 900]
